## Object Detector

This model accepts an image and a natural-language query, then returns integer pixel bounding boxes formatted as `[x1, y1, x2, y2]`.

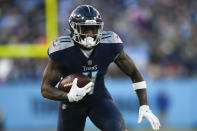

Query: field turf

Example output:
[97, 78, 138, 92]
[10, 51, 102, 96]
[5, 128, 197, 131]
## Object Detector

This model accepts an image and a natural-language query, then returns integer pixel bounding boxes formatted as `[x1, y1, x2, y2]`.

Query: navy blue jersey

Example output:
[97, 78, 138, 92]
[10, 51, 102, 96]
[48, 31, 123, 96]
[49, 31, 126, 131]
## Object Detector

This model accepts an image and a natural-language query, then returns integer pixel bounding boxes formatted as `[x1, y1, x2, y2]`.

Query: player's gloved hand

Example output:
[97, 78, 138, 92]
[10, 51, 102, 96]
[138, 105, 160, 131]
[67, 78, 93, 102]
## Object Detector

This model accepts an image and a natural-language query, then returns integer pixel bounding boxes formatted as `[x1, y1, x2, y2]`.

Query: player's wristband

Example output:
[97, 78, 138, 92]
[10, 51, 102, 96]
[132, 81, 146, 90]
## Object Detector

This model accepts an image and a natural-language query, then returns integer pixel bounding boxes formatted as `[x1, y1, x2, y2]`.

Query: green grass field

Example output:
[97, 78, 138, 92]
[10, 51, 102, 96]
[5, 129, 197, 131]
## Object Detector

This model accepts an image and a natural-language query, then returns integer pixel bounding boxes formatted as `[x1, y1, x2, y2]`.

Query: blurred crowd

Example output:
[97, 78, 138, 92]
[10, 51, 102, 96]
[0, 0, 45, 44]
[0, 0, 197, 81]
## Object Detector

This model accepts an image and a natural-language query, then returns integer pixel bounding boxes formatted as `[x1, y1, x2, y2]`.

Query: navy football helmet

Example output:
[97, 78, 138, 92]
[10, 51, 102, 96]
[69, 5, 104, 49]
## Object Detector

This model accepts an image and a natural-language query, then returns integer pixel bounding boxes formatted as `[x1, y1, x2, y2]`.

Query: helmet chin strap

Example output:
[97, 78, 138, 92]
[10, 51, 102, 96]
[81, 36, 96, 48]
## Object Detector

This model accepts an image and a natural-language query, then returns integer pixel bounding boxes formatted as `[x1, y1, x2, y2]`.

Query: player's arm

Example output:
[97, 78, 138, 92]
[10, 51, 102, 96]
[41, 59, 68, 101]
[114, 50, 147, 105]
[41, 59, 93, 102]
[115, 50, 160, 130]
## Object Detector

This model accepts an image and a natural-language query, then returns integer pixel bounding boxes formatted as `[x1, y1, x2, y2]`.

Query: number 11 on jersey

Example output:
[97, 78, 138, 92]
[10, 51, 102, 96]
[82, 71, 98, 94]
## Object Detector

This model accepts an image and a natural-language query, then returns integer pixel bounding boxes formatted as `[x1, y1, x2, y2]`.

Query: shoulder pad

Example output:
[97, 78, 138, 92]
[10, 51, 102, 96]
[100, 31, 123, 44]
[48, 35, 74, 54]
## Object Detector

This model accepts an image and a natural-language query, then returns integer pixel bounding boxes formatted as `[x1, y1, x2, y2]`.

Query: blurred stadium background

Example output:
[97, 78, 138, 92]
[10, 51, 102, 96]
[0, 0, 197, 131]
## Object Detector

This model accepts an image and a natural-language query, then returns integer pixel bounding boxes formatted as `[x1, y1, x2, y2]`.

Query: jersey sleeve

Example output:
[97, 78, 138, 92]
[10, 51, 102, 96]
[48, 38, 61, 62]
[47, 36, 74, 63]
[111, 32, 124, 61]
[100, 31, 124, 61]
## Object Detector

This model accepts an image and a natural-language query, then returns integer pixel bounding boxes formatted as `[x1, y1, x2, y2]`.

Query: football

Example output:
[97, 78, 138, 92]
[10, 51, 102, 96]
[58, 73, 91, 93]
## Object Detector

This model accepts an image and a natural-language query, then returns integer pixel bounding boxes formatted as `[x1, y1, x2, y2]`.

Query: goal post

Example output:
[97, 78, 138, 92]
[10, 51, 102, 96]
[0, 0, 58, 58]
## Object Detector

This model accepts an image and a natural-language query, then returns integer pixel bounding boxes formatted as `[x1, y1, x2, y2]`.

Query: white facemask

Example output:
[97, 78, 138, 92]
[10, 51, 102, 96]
[81, 36, 96, 48]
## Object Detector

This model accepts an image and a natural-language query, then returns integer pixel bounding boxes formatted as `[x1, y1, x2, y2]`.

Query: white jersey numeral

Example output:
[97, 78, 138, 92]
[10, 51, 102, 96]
[82, 71, 98, 94]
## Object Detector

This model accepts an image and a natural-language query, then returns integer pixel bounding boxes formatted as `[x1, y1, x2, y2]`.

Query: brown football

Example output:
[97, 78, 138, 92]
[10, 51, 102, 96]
[58, 73, 91, 93]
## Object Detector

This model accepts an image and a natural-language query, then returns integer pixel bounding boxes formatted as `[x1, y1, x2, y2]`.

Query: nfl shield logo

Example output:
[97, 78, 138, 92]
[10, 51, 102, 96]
[62, 104, 67, 110]
[87, 60, 92, 66]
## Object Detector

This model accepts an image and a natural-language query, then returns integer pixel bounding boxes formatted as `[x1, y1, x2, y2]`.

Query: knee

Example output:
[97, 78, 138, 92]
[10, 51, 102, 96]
[103, 120, 126, 131]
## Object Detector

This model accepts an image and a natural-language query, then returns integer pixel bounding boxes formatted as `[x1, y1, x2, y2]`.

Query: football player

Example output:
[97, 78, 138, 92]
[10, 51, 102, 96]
[41, 5, 160, 131]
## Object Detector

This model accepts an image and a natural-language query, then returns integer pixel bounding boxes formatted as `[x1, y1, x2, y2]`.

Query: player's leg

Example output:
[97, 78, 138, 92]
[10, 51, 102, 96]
[88, 98, 127, 131]
[57, 102, 87, 131]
